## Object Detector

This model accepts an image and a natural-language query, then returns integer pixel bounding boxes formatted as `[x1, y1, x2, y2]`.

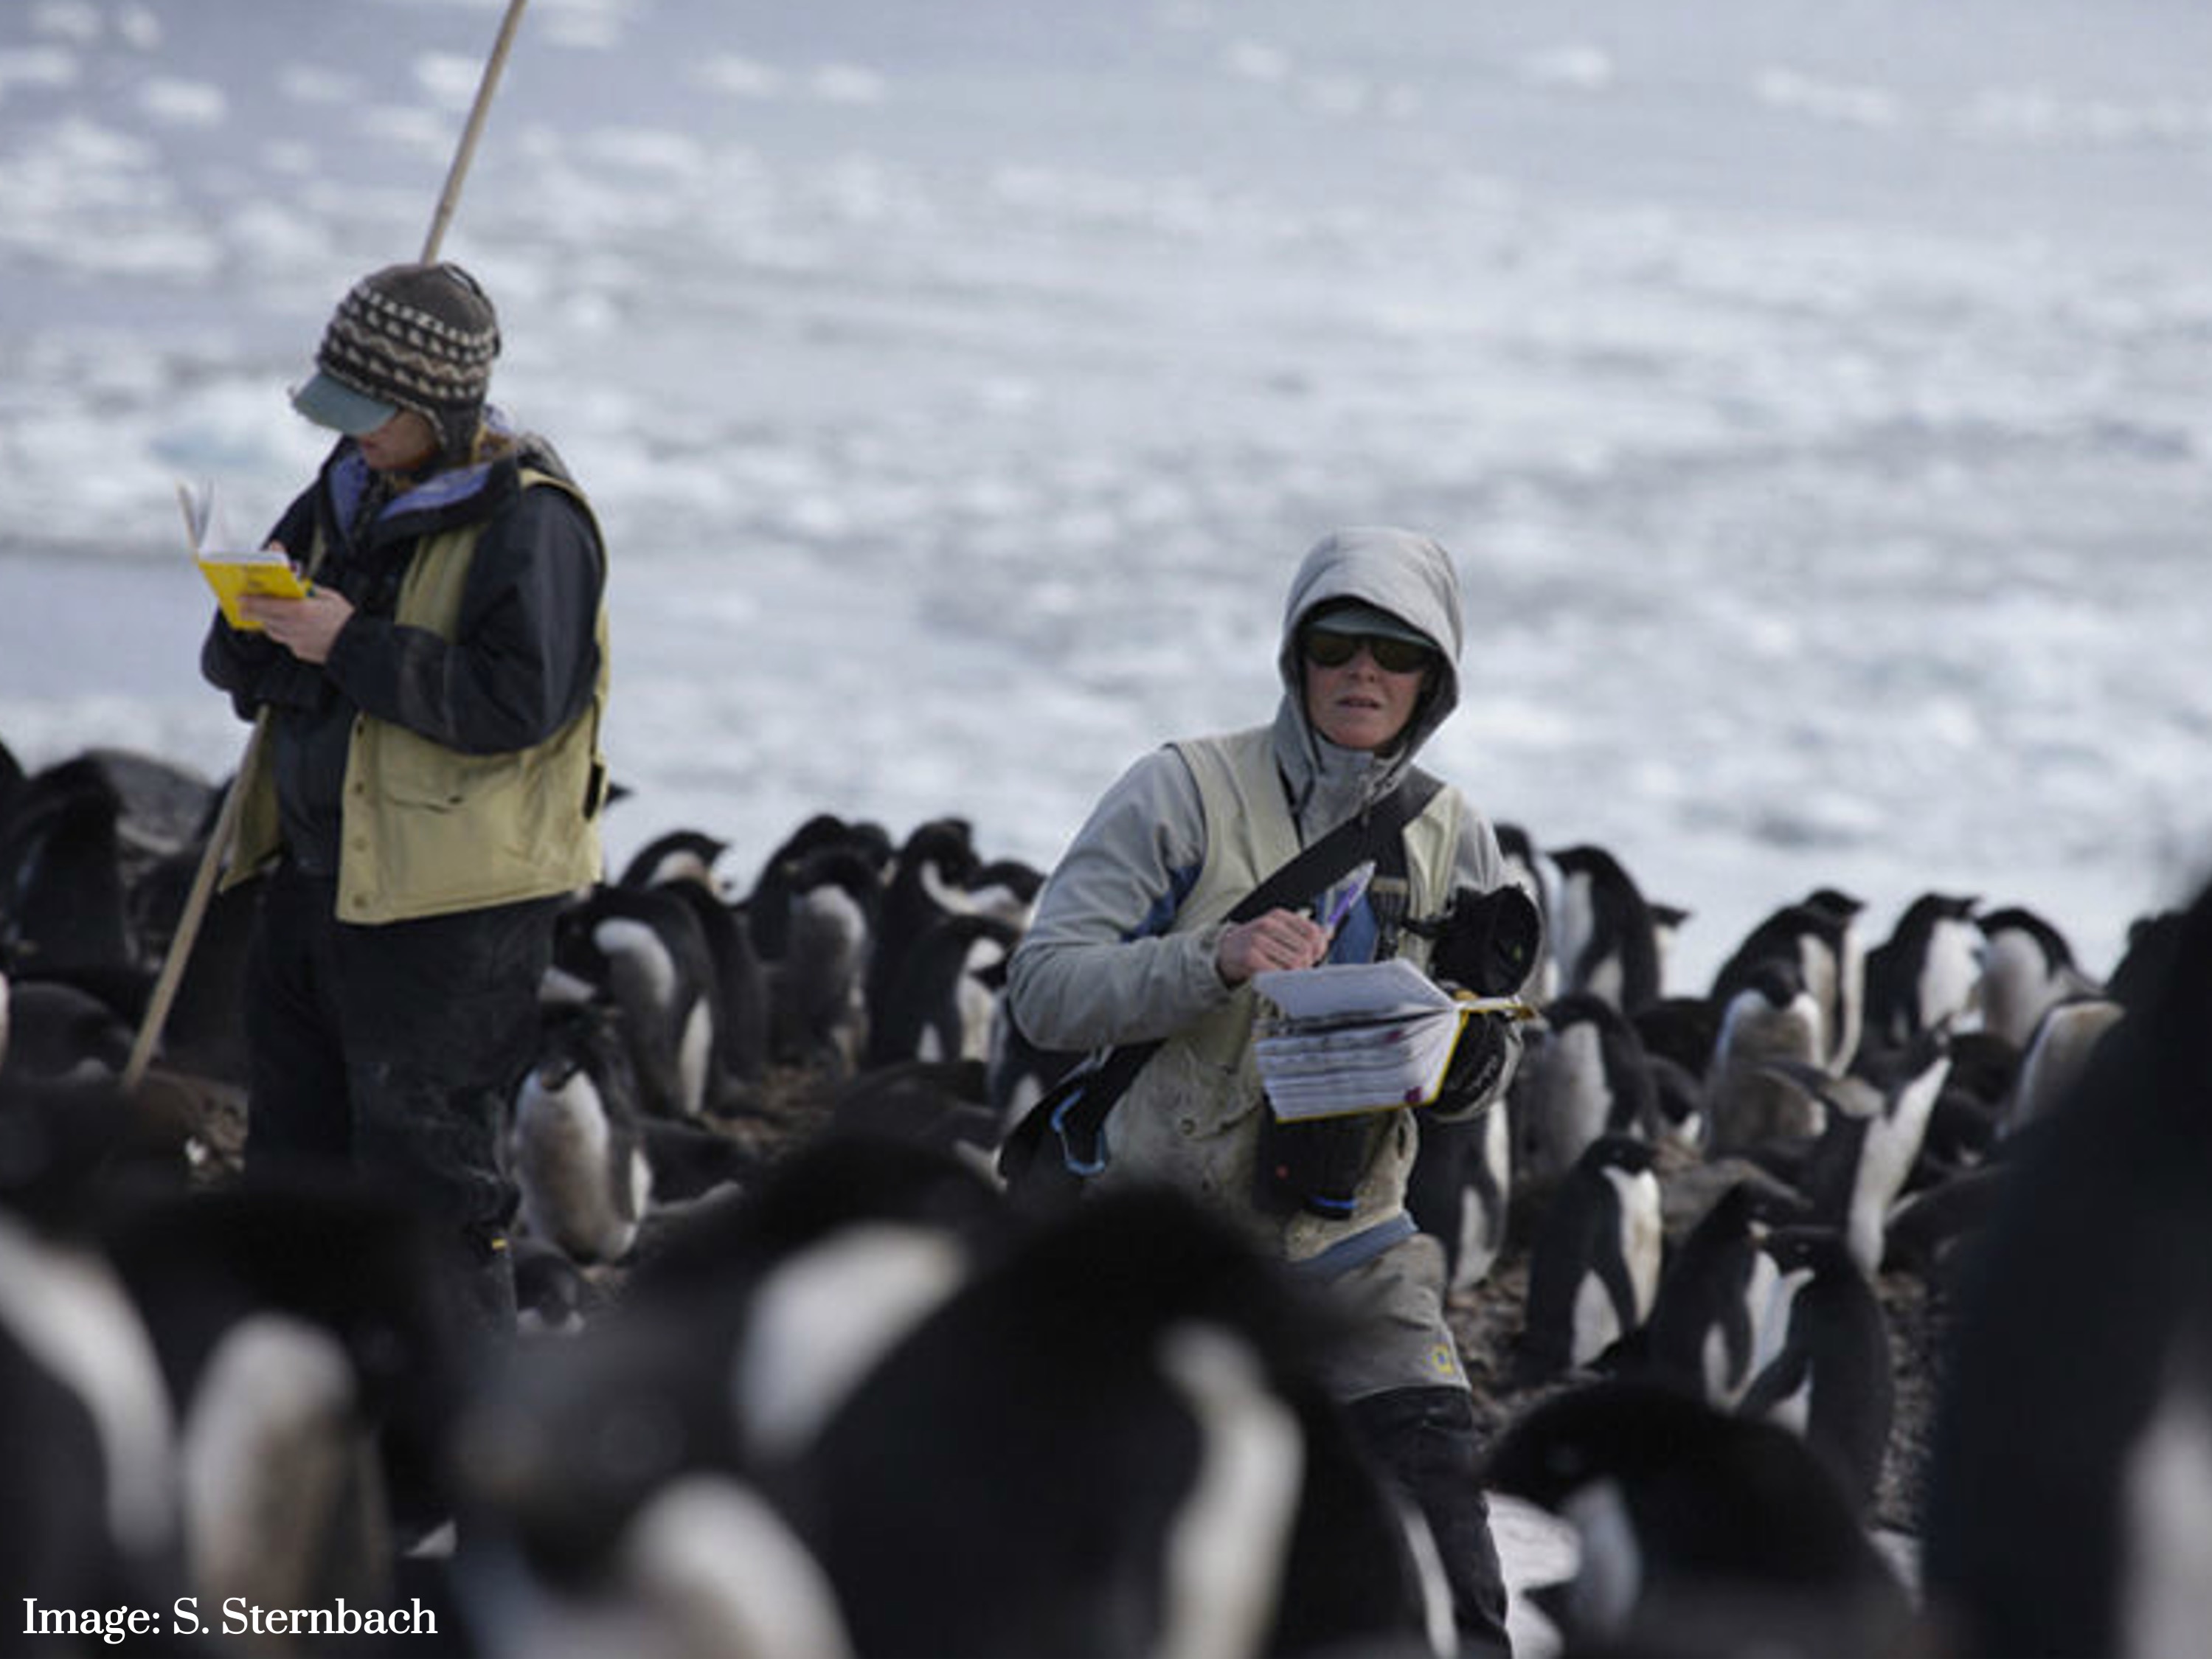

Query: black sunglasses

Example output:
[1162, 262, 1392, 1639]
[1301, 630, 1433, 674]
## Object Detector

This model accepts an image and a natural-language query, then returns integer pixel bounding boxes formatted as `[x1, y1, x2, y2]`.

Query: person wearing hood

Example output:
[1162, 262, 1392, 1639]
[201, 262, 611, 1345]
[1007, 526, 1531, 1657]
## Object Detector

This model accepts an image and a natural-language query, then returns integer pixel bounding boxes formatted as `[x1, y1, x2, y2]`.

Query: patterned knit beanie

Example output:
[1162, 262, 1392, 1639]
[291, 262, 501, 455]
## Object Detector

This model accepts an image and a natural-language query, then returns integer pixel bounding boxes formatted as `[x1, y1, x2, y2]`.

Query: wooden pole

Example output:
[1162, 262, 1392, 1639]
[122, 0, 533, 1095]
[422, 0, 531, 263]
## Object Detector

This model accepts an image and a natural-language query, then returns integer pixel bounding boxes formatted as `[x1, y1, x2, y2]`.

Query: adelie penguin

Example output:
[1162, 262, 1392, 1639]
[1632, 991, 1724, 1086]
[617, 834, 772, 1104]
[763, 1186, 1451, 1659]
[1512, 992, 1660, 1185]
[1636, 1174, 1806, 1408]
[865, 910, 1022, 1070]
[0, 755, 137, 980]
[1482, 1378, 1913, 1657]
[829, 1058, 1002, 1174]
[1975, 903, 2098, 1049]
[769, 842, 883, 1078]
[2001, 994, 2123, 1135]
[550, 884, 723, 1122]
[1705, 957, 1826, 1152]
[983, 998, 1082, 1138]
[509, 1233, 604, 1337]
[1767, 1031, 1949, 1277]
[1406, 1092, 1513, 1292]
[1643, 1048, 1711, 1156]
[616, 827, 732, 894]
[960, 856, 1045, 932]
[1862, 891, 1982, 1048]
[1517, 1132, 1663, 1383]
[863, 817, 980, 1047]
[1547, 843, 1663, 1015]
[1924, 876, 2212, 1659]
[0, 975, 138, 1084]
[0, 1122, 180, 1615]
[454, 1466, 856, 1659]
[454, 1133, 1016, 1627]
[1738, 1224, 1894, 1514]
[1646, 899, 1692, 994]
[741, 812, 891, 964]
[100, 1174, 474, 1610]
[1710, 889, 1866, 1076]
[510, 999, 653, 1267]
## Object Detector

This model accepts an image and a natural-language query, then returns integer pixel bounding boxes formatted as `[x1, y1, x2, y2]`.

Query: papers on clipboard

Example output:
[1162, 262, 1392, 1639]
[1252, 958, 1532, 1120]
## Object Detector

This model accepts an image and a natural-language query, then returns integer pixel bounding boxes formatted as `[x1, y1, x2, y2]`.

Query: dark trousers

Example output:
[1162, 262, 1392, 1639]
[1346, 1385, 1514, 1659]
[243, 864, 560, 1338]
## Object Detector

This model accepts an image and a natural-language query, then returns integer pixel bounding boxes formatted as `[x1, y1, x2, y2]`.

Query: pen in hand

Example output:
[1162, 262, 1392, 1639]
[1319, 859, 1377, 934]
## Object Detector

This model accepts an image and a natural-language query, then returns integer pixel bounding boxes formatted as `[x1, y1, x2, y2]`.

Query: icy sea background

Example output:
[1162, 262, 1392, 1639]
[5, 0, 2212, 996]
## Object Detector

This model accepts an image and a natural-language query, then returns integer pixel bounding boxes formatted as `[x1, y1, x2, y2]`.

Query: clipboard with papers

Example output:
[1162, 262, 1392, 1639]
[1251, 957, 1535, 1121]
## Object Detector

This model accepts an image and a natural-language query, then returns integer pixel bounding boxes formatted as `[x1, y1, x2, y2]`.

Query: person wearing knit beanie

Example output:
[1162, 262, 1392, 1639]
[204, 256, 610, 1356]
[291, 261, 502, 468]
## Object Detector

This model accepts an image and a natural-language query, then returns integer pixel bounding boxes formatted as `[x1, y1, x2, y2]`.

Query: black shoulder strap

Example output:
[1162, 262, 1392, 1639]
[1227, 767, 1441, 929]
[1031, 767, 1445, 1174]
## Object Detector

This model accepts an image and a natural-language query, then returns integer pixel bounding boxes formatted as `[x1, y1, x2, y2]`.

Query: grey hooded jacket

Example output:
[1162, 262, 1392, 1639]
[1010, 526, 1513, 1047]
[1006, 527, 1528, 1270]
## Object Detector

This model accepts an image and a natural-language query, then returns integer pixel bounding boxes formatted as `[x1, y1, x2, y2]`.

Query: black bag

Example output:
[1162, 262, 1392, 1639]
[996, 1041, 1148, 1220]
[1252, 1106, 1382, 1219]
[1421, 882, 1544, 997]
[997, 771, 1443, 1217]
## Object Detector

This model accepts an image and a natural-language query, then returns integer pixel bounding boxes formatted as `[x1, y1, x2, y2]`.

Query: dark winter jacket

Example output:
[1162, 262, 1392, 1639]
[202, 422, 606, 918]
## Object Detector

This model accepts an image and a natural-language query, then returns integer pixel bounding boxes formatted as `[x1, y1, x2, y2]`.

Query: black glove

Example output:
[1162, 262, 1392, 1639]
[1432, 1011, 1511, 1115]
[1425, 884, 1543, 997]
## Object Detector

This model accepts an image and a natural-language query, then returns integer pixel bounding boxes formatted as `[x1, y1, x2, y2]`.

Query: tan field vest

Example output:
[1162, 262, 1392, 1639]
[1095, 726, 1463, 1264]
[223, 468, 610, 924]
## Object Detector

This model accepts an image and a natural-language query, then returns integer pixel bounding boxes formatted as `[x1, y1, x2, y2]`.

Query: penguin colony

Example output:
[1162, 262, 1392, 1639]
[0, 734, 2202, 1659]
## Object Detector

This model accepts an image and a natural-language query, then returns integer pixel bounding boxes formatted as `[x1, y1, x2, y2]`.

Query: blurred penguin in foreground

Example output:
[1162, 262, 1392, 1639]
[1923, 870, 2212, 1658]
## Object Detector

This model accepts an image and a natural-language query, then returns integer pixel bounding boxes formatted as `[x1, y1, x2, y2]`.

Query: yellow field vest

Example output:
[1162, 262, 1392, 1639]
[223, 467, 610, 924]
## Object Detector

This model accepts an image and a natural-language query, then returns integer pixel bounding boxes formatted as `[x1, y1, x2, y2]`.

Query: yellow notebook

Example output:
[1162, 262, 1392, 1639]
[179, 479, 308, 630]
